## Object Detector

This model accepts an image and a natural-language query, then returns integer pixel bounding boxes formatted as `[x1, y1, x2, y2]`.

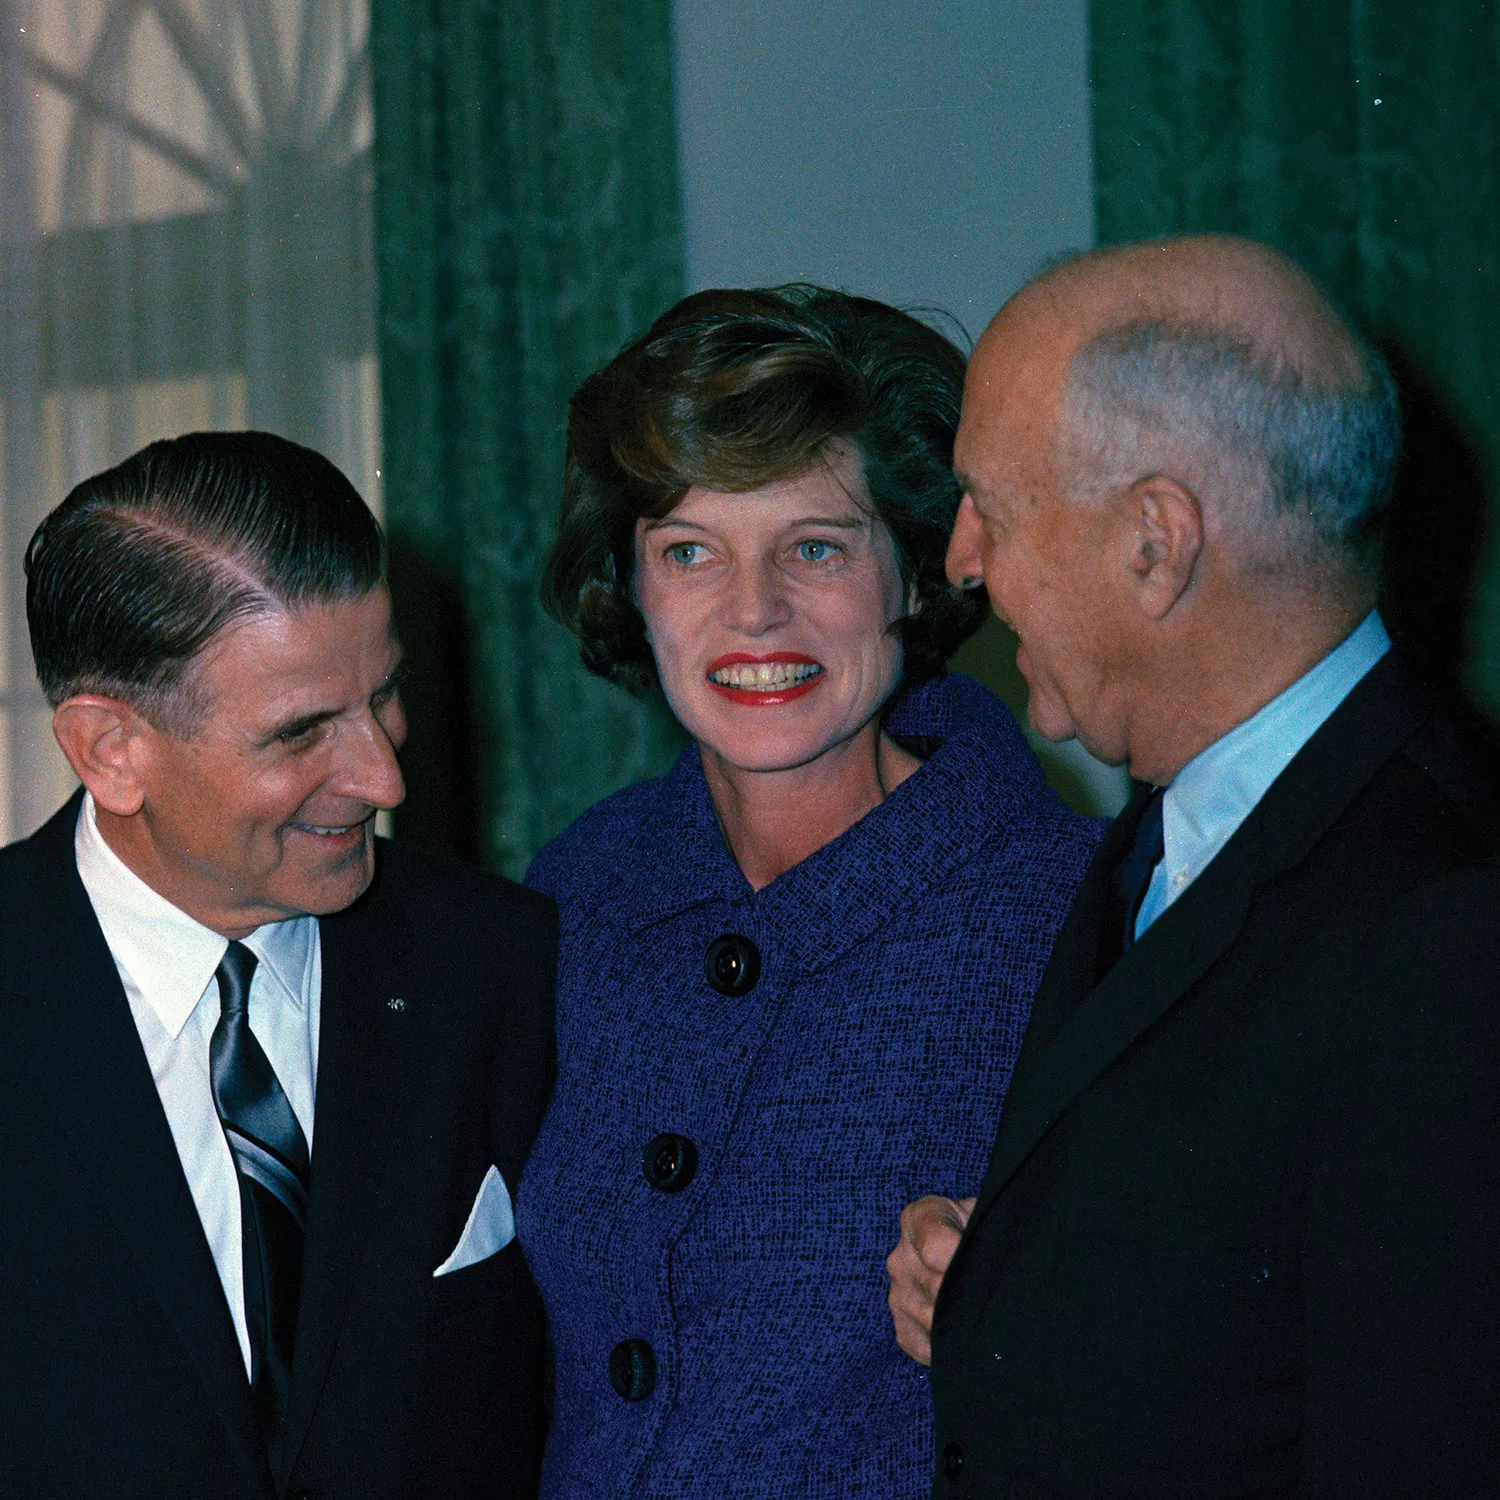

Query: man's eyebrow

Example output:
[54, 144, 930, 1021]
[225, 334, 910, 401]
[377, 657, 410, 695]
[259, 706, 338, 747]
[257, 659, 410, 746]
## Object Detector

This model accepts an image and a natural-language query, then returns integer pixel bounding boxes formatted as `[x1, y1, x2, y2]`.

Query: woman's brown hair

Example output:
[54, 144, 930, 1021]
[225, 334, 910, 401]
[542, 284, 987, 694]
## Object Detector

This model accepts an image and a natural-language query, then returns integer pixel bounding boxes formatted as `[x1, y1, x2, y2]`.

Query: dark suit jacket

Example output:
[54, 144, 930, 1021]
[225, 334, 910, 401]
[931, 652, 1500, 1498]
[0, 792, 557, 1500]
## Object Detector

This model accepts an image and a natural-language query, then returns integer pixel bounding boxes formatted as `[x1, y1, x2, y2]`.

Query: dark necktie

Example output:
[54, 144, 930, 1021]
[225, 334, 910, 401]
[210, 941, 310, 1463]
[1095, 787, 1165, 982]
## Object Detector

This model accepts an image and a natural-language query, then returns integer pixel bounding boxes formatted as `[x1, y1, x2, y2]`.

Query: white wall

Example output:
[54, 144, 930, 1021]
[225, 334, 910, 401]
[674, 0, 1095, 340]
[672, 0, 1130, 813]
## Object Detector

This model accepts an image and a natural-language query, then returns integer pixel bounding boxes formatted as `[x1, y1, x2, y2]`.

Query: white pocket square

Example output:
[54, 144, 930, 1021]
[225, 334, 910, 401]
[433, 1164, 515, 1276]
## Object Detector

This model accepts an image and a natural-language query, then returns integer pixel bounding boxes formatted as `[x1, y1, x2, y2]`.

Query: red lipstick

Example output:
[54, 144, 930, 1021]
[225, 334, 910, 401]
[705, 652, 825, 706]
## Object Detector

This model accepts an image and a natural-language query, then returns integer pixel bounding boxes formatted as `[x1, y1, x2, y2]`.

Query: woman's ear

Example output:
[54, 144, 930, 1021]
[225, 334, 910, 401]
[51, 696, 154, 817]
[1122, 474, 1203, 620]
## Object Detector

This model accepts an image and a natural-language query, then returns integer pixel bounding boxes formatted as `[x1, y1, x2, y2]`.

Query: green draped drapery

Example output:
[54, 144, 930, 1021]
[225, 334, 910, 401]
[368, 0, 686, 876]
[1090, 1, 1500, 710]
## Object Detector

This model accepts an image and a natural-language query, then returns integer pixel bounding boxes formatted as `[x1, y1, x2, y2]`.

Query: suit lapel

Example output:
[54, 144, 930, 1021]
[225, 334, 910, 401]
[1015, 793, 1146, 1057]
[278, 868, 414, 1483]
[2, 796, 269, 1492]
[973, 823, 1256, 1220]
[972, 652, 1432, 1223]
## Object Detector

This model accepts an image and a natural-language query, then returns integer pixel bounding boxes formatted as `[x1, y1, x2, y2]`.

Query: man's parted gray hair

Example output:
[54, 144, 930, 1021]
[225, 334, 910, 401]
[1062, 320, 1401, 577]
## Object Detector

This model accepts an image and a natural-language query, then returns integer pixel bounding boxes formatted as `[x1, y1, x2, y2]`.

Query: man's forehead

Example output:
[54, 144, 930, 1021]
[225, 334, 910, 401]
[189, 591, 399, 709]
[993, 270, 1081, 353]
[959, 317, 1071, 464]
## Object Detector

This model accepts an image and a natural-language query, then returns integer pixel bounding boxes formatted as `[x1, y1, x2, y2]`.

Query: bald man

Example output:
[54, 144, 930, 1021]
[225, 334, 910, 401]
[887, 237, 1500, 1497]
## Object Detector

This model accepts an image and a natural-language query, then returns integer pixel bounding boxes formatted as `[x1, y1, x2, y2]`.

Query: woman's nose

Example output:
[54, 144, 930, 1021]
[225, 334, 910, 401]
[719, 558, 792, 635]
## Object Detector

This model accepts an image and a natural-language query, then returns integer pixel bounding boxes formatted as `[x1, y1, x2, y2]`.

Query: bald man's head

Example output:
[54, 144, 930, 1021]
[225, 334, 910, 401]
[948, 236, 1400, 778]
[1018, 236, 1370, 387]
[984, 235, 1399, 586]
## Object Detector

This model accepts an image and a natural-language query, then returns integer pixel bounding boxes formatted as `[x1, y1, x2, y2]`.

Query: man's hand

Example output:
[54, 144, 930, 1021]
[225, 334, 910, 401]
[886, 1194, 976, 1366]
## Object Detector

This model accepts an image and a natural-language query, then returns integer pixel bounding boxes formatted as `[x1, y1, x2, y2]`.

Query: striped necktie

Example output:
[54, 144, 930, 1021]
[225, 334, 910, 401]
[210, 940, 309, 1463]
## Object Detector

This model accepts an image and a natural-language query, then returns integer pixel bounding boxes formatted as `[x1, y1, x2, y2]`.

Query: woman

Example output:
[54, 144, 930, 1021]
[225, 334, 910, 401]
[516, 286, 1101, 1497]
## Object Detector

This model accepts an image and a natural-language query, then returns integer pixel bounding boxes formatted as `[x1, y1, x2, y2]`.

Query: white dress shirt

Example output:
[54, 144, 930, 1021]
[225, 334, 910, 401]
[75, 793, 321, 1378]
[1136, 610, 1391, 937]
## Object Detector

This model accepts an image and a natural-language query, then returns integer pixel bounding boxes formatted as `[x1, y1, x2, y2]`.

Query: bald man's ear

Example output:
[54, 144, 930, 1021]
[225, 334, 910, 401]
[52, 696, 154, 817]
[1123, 475, 1203, 619]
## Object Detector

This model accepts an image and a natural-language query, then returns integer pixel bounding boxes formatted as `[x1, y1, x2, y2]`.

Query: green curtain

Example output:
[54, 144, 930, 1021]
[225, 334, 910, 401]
[1090, 1, 1500, 710]
[368, 0, 686, 877]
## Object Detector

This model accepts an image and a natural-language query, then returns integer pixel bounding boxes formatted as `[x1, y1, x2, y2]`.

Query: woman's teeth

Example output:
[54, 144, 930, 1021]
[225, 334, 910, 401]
[709, 662, 822, 690]
[295, 823, 357, 835]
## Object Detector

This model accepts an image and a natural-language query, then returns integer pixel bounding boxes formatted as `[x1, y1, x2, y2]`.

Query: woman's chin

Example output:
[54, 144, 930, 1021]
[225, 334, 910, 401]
[691, 714, 878, 779]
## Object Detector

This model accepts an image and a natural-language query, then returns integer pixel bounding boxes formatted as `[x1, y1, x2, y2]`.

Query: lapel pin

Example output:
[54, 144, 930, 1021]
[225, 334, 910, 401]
[387, 997, 407, 1012]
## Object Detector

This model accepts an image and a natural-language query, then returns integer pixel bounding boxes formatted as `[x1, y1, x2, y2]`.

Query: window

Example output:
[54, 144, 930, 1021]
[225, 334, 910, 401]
[0, 0, 378, 841]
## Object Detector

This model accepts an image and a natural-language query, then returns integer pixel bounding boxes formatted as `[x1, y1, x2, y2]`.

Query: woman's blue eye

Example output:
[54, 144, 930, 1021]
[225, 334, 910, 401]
[668, 543, 702, 565]
[797, 540, 835, 562]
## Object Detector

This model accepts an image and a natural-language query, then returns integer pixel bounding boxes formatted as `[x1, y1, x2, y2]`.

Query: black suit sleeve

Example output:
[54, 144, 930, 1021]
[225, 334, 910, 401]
[1304, 864, 1500, 1496]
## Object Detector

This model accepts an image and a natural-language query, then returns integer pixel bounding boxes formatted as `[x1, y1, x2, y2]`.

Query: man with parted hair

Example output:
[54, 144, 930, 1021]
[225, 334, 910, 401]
[1, 431, 555, 1500]
[886, 236, 1500, 1496]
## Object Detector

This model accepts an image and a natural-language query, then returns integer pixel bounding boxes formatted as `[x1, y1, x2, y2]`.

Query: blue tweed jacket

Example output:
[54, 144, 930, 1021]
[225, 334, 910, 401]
[516, 673, 1103, 1498]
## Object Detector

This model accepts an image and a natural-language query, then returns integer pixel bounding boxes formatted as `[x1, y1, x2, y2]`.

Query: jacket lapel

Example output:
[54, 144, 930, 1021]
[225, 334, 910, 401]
[2, 796, 269, 1493]
[972, 821, 1256, 1220]
[971, 651, 1432, 1223]
[277, 866, 414, 1483]
[1013, 792, 1144, 1057]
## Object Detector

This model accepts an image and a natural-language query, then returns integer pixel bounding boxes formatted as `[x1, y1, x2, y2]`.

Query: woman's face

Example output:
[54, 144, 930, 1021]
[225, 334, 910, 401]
[634, 447, 909, 776]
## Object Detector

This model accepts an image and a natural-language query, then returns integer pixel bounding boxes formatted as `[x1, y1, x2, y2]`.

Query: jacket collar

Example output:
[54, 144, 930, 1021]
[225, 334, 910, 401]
[620, 673, 1056, 973]
[969, 649, 1433, 1221]
[1, 790, 273, 1494]
[2, 796, 423, 1495]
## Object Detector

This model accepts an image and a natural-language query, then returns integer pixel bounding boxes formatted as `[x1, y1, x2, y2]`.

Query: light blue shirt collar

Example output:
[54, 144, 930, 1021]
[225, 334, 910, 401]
[1135, 610, 1390, 935]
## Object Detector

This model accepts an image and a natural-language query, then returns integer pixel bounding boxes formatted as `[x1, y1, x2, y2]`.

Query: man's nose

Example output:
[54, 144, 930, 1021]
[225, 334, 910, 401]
[945, 494, 985, 589]
[719, 557, 793, 635]
[333, 713, 406, 810]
